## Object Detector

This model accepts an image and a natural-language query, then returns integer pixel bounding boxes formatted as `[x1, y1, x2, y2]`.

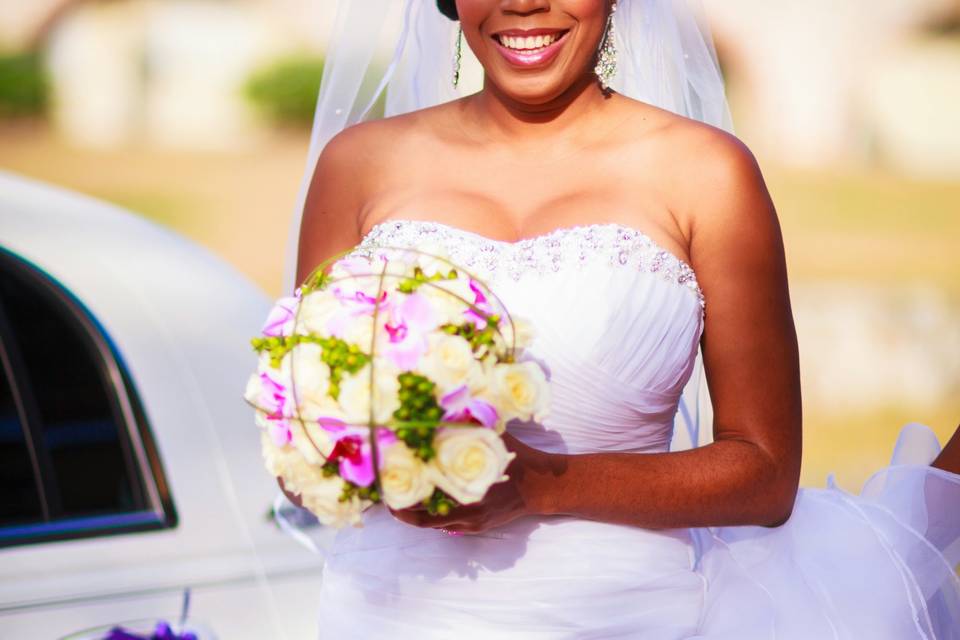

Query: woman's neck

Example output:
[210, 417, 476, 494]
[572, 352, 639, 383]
[463, 73, 612, 148]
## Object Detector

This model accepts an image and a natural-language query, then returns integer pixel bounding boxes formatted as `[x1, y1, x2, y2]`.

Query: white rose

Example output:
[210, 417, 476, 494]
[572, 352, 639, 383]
[329, 254, 373, 281]
[296, 291, 342, 336]
[420, 333, 485, 394]
[338, 362, 401, 426]
[378, 441, 435, 510]
[414, 241, 453, 277]
[503, 316, 536, 351]
[286, 342, 326, 405]
[419, 283, 468, 326]
[429, 427, 515, 505]
[261, 431, 369, 528]
[243, 372, 263, 407]
[288, 418, 335, 465]
[299, 476, 369, 528]
[341, 314, 375, 349]
[485, 360, 550, 425]
[260, 431, 318, 491]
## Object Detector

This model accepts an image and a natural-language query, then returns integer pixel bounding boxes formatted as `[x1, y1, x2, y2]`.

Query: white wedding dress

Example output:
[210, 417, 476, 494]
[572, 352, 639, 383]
[314, 218, 960, 639]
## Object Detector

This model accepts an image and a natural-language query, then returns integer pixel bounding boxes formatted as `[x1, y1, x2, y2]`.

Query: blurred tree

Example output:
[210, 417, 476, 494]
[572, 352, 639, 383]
[243, 54, 324, 128]
[0, 52, 49, 119]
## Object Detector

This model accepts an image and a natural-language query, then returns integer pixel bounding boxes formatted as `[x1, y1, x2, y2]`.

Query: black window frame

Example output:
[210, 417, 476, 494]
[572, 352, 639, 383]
[0, 246, 177, 548]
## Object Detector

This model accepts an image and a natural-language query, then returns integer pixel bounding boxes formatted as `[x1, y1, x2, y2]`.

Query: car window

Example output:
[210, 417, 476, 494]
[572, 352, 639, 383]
[0, 247, 176, 547]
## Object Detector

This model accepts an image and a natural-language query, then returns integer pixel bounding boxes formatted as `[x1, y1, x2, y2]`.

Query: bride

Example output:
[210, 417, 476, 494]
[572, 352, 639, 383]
[284, 0, 960, 637]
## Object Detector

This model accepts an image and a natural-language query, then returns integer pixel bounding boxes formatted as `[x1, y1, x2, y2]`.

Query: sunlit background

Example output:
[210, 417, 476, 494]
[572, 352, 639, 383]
[1, 0, 957, 491]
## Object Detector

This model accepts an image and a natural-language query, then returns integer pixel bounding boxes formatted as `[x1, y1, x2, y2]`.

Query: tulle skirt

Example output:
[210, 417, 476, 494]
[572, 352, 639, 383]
[315, 424, 960, 639]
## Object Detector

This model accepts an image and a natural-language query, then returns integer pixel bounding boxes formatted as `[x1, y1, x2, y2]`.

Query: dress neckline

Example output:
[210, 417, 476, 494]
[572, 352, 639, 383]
[359, 218, 705, 310]
[363, 218, 697, 275]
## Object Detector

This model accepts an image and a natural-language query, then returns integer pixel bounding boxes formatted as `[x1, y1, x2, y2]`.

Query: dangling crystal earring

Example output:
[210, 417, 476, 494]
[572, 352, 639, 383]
[594, 2, 617, 92]
[452, 25, 463, 89]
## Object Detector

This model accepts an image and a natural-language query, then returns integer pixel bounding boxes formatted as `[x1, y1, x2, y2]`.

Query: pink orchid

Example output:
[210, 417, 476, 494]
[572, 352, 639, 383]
[327, 288, 392, 338]
[258, 370, 295, 446]
[258, 371, 288, 418]
[463, 278, 498, 329]
[261, 295, 299, 337]
[439, 384, 499, 428]
[267, 418, 292, 447]
[333, 256, 375, 276]
[316, 416, 349, 433]
[382, 293, 437, 370]
[325, 426, 398, 488]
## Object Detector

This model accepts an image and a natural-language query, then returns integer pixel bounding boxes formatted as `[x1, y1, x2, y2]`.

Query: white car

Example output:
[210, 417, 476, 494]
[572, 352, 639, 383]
[0, 171, 325, 639]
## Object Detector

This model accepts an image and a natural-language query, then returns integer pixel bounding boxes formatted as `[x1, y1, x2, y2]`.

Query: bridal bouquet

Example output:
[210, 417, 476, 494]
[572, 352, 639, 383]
[243, 245, 549, 528]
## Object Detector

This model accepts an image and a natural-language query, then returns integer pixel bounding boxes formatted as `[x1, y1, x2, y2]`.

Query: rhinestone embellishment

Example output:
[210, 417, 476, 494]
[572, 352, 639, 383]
[357, 219, 705, 311]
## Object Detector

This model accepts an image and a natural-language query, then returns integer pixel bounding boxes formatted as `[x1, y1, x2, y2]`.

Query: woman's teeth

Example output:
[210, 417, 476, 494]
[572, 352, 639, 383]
[496, 33, 562, 51]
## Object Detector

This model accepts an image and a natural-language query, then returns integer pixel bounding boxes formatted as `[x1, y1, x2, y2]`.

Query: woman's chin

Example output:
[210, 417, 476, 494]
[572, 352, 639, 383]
[488, 74, 580, 107]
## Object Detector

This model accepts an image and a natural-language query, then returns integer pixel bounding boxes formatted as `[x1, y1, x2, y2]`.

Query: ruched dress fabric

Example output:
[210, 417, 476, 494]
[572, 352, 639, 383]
[314, 219, 960, 639]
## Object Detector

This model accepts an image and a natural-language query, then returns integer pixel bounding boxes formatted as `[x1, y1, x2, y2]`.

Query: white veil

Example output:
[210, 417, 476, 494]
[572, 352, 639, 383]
[282, 0, 730, 490]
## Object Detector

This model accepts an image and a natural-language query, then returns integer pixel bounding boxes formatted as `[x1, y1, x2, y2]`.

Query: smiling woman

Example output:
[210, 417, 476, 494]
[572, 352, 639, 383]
[278, 1, 960, 638]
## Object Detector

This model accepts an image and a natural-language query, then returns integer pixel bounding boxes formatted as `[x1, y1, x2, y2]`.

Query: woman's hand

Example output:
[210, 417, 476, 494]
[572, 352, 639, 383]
[389, 433, 563, 534]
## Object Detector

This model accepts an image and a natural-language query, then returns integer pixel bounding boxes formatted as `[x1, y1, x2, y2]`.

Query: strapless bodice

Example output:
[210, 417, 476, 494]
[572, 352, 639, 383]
[358, 219, 705, 455]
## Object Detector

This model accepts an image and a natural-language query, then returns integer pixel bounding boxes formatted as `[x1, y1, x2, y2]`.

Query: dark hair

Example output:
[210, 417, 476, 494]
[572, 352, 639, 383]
[437, 0, 458, 21]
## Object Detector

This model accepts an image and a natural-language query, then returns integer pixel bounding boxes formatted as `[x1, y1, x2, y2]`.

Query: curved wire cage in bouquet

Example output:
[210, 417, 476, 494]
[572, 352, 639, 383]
[244, 245, 549, 528]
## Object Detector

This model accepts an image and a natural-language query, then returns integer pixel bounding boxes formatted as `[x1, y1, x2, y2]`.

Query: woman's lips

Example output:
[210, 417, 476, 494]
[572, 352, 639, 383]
[491, 30, 570, 69]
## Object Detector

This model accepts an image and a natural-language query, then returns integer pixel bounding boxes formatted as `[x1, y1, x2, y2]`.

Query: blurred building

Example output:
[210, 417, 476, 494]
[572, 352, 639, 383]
[1, 0, 958, 175]
[0, 0, 336, 150]
[704, 0, 960, 176]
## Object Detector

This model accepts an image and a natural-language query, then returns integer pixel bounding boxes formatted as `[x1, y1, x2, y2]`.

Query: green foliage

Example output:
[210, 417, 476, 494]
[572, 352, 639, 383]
[319, 336, 369, 399]
[250, 333, 370, 400]
[244, 53, 324, 126]
[0, 51, 49, 118]
[397, 266, 460, 294]
[340, 480, 380, 504]
[442, 318, 503, 356]
[393, 372, 443, 460]
[423, 488, 456, 516]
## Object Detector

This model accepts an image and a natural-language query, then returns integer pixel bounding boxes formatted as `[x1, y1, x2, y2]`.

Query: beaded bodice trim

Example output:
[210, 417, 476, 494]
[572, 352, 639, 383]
[358, 219, 705, 311]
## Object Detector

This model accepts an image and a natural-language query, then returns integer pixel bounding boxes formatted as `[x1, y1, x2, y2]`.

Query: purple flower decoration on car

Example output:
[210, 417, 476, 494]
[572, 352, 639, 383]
[105, 620, 198, 640]
[382, 293, 437, 370]
[439, 384, 498, 428]
[261, 295, 299, 337]
[463, 278, 497, 329]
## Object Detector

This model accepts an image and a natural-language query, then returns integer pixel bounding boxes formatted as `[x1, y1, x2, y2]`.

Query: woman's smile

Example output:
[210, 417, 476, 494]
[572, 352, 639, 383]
[491, 27, 572, 69]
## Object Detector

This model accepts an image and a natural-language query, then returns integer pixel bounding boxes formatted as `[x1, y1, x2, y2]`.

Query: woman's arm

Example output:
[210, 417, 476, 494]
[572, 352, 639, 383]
[540, 130, 801, 529]
[933, 424, 960, 474]
[395, 127, 802, 532]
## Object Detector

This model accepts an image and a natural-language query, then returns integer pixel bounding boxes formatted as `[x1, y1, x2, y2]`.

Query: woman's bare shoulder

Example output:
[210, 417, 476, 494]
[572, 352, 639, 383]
[322, 100, 456, 161]
[606, 99, 770, 254]
[657, 107, 767, 222]
[297, 104, 458, 282]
